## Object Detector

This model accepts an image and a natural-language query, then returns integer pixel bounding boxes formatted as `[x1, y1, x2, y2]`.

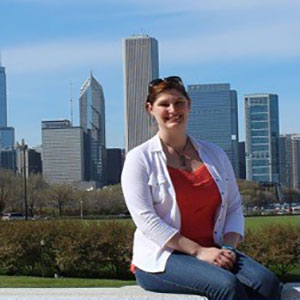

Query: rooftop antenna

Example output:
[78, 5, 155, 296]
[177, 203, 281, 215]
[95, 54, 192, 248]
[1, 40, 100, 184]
[69, 81, 73, 125]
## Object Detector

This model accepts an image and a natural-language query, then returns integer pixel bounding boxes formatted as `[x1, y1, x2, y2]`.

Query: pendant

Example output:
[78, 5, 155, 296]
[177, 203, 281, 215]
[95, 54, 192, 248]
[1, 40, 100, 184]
[179, 155, 186, 167]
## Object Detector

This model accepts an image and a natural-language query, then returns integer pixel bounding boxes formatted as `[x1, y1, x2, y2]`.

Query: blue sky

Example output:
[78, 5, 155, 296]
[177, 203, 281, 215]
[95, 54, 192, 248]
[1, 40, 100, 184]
[1, 0, 299, 148]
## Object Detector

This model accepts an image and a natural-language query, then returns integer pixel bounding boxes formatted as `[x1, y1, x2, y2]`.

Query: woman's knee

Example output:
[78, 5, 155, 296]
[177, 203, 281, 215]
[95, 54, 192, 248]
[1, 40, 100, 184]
[251, 262, 281, 291]
[214, 273, 248, 300]
[260, 269, 282, 299]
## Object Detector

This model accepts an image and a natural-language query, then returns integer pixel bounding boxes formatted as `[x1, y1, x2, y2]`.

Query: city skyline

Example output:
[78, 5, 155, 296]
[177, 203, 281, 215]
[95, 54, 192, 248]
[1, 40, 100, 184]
[1, 0, 299, 148]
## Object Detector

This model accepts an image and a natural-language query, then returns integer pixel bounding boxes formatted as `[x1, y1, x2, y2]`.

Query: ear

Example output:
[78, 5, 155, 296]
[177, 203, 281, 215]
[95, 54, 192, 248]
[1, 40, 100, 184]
[146, 102, 153, 114]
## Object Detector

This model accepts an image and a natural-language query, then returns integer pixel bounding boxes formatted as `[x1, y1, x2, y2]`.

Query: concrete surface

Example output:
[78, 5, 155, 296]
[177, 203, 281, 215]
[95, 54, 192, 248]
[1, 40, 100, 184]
[0, 284, 299, 300]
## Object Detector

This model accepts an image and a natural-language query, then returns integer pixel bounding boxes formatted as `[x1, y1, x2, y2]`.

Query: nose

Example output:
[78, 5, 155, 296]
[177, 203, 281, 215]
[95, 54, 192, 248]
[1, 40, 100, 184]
[168, 103, 176, 113]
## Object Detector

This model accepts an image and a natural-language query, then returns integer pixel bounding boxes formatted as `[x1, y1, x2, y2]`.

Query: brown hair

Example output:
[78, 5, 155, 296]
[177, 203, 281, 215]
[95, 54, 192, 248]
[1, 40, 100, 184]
[145, 76, 191, 109]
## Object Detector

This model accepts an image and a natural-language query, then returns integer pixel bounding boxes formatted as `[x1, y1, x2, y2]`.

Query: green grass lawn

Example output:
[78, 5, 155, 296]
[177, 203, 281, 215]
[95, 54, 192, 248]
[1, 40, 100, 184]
[245, 215, 299, 230]
[0, 275, 136, 288]
[92, 214, 299, 230]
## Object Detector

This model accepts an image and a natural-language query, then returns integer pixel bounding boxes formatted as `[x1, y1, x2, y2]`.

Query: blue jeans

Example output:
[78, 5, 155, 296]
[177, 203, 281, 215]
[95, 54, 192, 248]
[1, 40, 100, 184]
[136, 250, 282, 300]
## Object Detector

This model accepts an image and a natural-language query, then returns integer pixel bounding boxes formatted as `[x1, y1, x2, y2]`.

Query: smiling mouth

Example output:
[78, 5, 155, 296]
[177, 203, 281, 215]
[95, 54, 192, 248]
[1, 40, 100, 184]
[166, 115, 183, 122]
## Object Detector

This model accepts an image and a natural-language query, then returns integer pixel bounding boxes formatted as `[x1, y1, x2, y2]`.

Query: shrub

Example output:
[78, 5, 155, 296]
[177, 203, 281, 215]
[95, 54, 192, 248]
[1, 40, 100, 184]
[53, 221, 134, 279]
[99, 221, 135, 278]
[239, 224, 299, 281]
[0, 220, 297, 281]
[0, 221, 57, 276]
[0, 220, 134, 279]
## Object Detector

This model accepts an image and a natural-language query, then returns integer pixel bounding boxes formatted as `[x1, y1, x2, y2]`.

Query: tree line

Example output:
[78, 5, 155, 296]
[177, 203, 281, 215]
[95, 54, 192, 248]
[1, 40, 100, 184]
[0, 168, 299, 218]
[0, 168, 126, 218]
[237, 179, 299, 210]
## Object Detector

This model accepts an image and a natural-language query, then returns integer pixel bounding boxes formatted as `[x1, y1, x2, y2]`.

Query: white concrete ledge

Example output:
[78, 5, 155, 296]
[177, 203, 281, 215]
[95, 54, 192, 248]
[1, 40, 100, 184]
[0, 284, 299, 300]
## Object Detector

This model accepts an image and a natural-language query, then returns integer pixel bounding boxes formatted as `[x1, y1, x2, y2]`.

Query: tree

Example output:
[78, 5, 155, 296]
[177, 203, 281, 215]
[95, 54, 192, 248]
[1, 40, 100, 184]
[27, 174, 48, 217]
[94, 184, 126, 215]
[238, 179, 260, 209]
[283, 188, 300, 208]
[48, 184, 74, 217]
[0, 169, 22, 214]
[238, 179, 278, 210]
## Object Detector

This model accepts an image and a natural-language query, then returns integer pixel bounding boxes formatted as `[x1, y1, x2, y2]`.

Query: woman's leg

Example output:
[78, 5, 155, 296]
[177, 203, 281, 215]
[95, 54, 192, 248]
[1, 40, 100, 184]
[135, 251, 250, 300]
[234, 250, 282, 300]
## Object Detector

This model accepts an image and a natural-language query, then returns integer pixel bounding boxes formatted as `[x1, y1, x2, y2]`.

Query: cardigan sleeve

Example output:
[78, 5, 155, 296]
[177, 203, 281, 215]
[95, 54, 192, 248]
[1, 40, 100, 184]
[121, 149, 179, 248]
[222, 152, 245, 241]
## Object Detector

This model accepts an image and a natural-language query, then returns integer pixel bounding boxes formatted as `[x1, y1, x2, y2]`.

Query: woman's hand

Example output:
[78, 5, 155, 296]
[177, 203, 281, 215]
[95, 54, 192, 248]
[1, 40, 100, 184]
[195, 247, 236, 271]
[165, 233, 236, 271]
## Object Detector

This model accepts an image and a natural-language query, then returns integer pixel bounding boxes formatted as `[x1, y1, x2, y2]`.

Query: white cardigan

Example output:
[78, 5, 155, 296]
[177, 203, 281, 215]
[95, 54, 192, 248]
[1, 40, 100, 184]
[121, 134, 244, 273]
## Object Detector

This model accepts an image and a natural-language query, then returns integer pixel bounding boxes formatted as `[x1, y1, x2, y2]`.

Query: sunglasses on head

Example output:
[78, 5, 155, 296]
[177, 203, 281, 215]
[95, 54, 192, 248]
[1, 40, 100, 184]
[148, 76, 184, 92]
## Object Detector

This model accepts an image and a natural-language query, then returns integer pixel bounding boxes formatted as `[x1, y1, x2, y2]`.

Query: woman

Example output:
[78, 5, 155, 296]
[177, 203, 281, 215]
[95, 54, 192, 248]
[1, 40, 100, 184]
[121, 76, 281, 299]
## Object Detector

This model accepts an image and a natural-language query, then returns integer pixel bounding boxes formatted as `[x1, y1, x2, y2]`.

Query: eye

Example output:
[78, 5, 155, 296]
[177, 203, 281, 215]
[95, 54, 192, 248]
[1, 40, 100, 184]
[175, 100, 186, 106]
[158, 103, 169, 107]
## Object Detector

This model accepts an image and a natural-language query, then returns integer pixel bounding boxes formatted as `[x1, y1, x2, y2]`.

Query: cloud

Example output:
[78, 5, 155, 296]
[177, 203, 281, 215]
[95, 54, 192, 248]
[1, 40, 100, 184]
[159, 0, 300, 12]
[3, 39, 122, 74]
[7, 0, 300, 13]
[3, 19, 299, 74]
[161, 21, 300, 64]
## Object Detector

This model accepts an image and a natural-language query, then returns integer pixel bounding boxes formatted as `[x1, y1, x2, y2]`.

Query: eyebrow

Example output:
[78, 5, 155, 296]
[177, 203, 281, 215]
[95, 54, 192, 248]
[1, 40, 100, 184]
[157, 97, 186, 104]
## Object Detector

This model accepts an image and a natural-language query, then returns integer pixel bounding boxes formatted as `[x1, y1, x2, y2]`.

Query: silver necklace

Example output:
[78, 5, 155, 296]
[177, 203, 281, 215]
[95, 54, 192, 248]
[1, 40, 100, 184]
[161, 137, 190, 167]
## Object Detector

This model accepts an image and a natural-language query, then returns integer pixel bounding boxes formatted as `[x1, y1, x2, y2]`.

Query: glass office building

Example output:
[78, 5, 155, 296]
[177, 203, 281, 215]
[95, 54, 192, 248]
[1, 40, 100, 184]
[245, 94, 280, 183]
[79, 73, 106, 187]
[187, 84, 239, 175]
[0, 148, 16, 171]
[123, 35, 159, 152]
[279, 134, 300, 191]
[0, 126, 14, 149]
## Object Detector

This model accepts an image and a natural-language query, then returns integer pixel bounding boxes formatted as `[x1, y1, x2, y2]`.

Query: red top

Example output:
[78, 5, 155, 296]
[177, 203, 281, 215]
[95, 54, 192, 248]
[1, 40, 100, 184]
[167, 164, 221, 247]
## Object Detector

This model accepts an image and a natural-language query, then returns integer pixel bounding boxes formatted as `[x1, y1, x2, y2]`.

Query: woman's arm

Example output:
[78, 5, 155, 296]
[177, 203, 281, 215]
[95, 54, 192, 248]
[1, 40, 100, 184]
[165, 232, 202, 256]
[223, 232, 240, 248]
[222, 152, 245, 241]
[166, 232, 235, 270]
[121, 150, 179, 248]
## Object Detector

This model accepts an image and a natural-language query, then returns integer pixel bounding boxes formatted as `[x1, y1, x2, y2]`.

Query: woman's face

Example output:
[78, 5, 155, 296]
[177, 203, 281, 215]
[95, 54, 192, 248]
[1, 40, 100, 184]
[147, 88, 190, 132]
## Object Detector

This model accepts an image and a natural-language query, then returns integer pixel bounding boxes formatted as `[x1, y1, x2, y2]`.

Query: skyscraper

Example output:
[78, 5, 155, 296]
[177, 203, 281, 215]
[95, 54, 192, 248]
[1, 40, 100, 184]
[238, 141, 246, 179]
[0, 61, 15, 152]
[16, 147, 42, 176]
[0, 127, 15, 149]
[279, 134, 300, 191]
[245, 94, 280, 183]
[0, 148, 16, 171]
[0, 62, 7, 127]
[79, 73, 106, 187]
[107, 148, 124, 185]
[42, 120, 84, 184]
[187, 83, 239, 175]
[291, 135, 300, 191]
[123, 35, 159, 152]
